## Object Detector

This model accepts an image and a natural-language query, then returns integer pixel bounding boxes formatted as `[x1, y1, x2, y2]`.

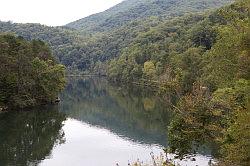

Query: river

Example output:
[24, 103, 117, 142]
[0, 77, 216, 166]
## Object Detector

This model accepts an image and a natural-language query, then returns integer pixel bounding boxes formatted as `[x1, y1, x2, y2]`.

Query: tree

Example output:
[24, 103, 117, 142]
[191, 22, 217, 50]
[168, 83, 222, 158]
[143, 61, 157, 80]
[0, 34, 66, 109]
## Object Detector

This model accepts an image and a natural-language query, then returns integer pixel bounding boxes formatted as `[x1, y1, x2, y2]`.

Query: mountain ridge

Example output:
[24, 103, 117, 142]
[65, 0, 234, 34]
[0, 0, 235, 73]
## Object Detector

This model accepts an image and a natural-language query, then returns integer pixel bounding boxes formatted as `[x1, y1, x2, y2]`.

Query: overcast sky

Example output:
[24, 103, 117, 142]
[0, 0, 123, 26]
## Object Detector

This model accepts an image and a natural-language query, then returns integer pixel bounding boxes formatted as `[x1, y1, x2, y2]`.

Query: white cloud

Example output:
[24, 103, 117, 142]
[0, 0, 123, 26]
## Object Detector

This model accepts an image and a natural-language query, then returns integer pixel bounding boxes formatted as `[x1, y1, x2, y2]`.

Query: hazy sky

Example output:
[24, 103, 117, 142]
[0, 0, 123, 26]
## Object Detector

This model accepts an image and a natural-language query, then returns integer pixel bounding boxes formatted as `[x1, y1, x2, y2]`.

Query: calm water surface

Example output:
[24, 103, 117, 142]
[0, 77, 215, 166]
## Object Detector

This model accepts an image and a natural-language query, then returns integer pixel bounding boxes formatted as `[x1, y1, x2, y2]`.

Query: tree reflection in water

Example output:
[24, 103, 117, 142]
[60, 77, 173, 147]
[0, 106, 66, 166]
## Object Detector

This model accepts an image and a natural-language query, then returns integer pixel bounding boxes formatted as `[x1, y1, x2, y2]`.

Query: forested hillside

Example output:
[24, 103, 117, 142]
[0, 34, 66, 109]
[66, 0, 233, 34]
[107, 0, 249, 87]
[0, 0, 234, 74]
[0, 22, 87, 71]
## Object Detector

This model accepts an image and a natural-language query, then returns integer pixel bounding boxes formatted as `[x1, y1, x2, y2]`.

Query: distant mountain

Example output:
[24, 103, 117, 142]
[0, 0, 235, 73]
[65, 0, 234, 33]
[0, 21, 86, 69]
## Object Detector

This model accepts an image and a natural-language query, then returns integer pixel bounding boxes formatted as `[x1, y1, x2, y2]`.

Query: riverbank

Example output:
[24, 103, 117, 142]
[0, 96, 61, 112]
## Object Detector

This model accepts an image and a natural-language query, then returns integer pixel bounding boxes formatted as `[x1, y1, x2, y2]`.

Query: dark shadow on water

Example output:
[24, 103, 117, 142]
[0, 105, 66, 166]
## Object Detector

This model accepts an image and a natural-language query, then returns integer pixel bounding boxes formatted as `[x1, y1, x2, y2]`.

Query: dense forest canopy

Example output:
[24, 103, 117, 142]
[107, 0, 249, 88]
[66, 0, 234, 34]
[0, 0, 234, 73]
[0, 34, 66, 109]
[0, 22, 86, 71]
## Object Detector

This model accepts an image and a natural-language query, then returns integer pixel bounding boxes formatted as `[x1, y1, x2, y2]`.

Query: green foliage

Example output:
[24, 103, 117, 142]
[168, 84, 222, 158]
[0, 34, 66, 109]
[221, 107, 250, 166]
[212, 79, 250, 110]
[107, 0, 249, 95]
[190, 22, 217, 49]
[66, 0, 233, 34]
[0, 0, 233, 74]
[143, 61, 157, 80]
[202, 20, 250, 90]
[165, 1, 250, 165]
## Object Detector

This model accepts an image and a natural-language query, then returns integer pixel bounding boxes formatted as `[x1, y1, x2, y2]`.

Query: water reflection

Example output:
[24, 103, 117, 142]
[40, 119, 164, 166]
[0, 77, 216, 166]
[60, 77, 172, 146]
[0, 106, 66, 166]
